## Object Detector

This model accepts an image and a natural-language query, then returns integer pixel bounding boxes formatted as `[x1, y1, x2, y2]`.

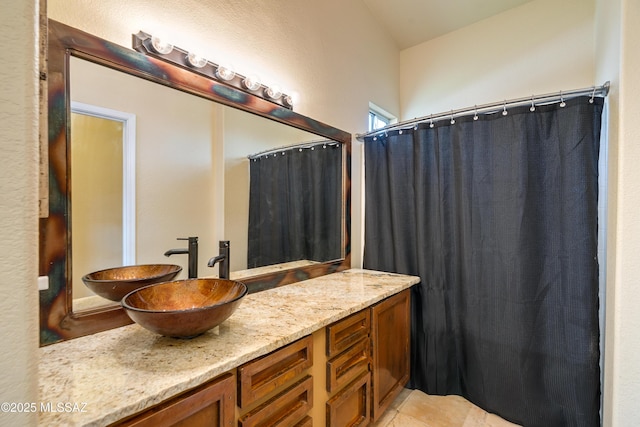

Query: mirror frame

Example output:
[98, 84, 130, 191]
[40, 19, 352, 346]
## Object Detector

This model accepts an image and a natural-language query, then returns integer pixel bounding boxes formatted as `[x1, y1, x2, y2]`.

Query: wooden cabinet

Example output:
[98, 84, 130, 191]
[110, 289, 412, 427]
[238, 376, 313, 427]
[237, 336, 314, 426]
[237, 336, 313, 408]
[325, 288, 411, 425]
[110, 372, 235, 427]
[326, 337, 370, 393]
[326, 309, 370, 358]
[326, 372, 371, 427]
[325, 311, 372, 427]
[370, 289, 411, 422]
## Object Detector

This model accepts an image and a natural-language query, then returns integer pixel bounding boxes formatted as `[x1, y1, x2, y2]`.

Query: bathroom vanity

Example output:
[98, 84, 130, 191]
[38, 269, 419, 426]
[37, 21, 414, 426]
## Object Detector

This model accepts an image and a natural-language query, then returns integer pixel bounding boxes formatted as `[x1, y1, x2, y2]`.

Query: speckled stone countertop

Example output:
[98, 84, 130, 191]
[38, 269, 419, 426]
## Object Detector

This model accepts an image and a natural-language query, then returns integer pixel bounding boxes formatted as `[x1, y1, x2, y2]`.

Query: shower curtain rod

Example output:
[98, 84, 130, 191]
[247, 139, 339, 160]
[356, 81, 610, 141]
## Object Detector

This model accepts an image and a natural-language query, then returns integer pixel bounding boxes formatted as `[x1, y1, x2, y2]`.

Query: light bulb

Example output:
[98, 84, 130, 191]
[286, 91, 300, 107]
[186, 52, 207, 68]
[150, 36, 173, 55]
[265, 85, 282, 100]
[216, 65, 236, 81]
[243, 74, 261, 91]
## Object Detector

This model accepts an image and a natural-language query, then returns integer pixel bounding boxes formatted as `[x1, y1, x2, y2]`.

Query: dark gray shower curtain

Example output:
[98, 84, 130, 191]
[248, 143, 342, 268]
[363, 97, 603, 427]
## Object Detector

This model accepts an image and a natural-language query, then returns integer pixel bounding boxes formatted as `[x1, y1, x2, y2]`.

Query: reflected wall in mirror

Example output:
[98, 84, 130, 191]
[40, 20, 351, 346]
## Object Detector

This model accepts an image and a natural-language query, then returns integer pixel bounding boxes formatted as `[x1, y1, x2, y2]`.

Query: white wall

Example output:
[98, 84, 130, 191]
[48, 0, 400, 271]
[0, 0, 40, 425]
[595, 2, 620, 425]
[399, 0, 596, 120]
[596, 0, 640, 424]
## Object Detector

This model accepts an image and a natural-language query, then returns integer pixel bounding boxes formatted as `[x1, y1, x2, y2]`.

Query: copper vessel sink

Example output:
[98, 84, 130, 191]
[121, 278, 248, 338]
[81, 264, 183, 302]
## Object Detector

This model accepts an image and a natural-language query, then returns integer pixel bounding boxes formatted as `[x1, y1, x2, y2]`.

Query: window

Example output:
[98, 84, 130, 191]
[368, 102, 396, 132]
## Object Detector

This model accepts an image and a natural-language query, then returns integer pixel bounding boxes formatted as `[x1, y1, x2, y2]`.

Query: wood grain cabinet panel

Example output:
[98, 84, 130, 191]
[326, 337, 370, 393]
[238, 376, 313, 427]
[110, 373, 235, 427]
[370, 289, 411, 422]
[326, 372, 371, 427]
[238, 335, 313, 408]
[293, 416, 313, 426]
[326, 310, 370, 358]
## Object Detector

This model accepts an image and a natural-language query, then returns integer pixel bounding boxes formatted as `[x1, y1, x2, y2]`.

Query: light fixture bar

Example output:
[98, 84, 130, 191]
[132, 31, 294, 109]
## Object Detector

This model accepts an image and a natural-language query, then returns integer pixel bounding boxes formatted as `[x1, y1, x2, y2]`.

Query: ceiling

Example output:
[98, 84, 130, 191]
[361, 0, 535, 50]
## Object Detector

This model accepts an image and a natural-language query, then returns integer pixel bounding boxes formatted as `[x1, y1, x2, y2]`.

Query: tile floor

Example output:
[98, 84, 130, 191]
[372, 389, 521, 427]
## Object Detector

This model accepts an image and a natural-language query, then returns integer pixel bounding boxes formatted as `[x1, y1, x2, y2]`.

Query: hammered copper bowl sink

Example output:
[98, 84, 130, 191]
[121, 278, 248, 338]
[81, 264, 183, 302]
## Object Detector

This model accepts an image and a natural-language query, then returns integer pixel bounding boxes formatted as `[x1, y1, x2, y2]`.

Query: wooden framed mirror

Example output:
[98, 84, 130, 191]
[39, 19, 351, 346]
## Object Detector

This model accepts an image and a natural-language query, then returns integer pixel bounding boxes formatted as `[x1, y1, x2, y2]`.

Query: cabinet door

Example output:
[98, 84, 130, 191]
[111, 373, 235, 427]
[371, 289, 411, 422]
[326, 371, 371, 427]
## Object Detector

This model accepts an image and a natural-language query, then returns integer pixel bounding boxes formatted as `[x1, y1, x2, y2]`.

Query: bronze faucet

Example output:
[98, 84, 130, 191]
[164, 237, 198, 278]
[208, 240, 230, 279]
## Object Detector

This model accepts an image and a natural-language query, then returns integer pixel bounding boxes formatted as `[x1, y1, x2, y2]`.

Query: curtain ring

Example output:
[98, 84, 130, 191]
[530, 96, 536, 112]
[589, 86, 596, 104]
[450, 110, 455, 125]
[502, 101, 508, 116]
[429, 114, 434, 128]
[560, 90, 566, 107]
[473, 105, 479, 121]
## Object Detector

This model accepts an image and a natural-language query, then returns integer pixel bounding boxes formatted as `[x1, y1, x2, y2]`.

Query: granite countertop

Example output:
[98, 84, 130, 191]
[38, 269, 419, 426]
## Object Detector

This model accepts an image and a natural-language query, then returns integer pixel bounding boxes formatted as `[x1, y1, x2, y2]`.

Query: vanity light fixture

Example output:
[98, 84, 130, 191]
[132, 31, 295, 109]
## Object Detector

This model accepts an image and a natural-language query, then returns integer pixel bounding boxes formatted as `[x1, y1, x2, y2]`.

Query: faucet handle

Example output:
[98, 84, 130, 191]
[177, 236, 198, 243]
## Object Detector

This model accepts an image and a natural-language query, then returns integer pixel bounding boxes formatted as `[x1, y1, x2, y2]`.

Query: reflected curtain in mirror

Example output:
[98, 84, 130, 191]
[363, 97, 604, 427]
[248, 143, 342, 268]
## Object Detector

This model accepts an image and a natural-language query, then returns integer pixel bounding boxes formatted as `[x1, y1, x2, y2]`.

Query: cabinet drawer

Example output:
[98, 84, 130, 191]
[238, 335, 313, 408]
[238, 376, 313, 427]
[327, 337, 370, 393]
[111, 372, 235, 427]
[326, 372, 371, 427]
[294, 416, 312, 427]
[326, 310, 370, 358]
